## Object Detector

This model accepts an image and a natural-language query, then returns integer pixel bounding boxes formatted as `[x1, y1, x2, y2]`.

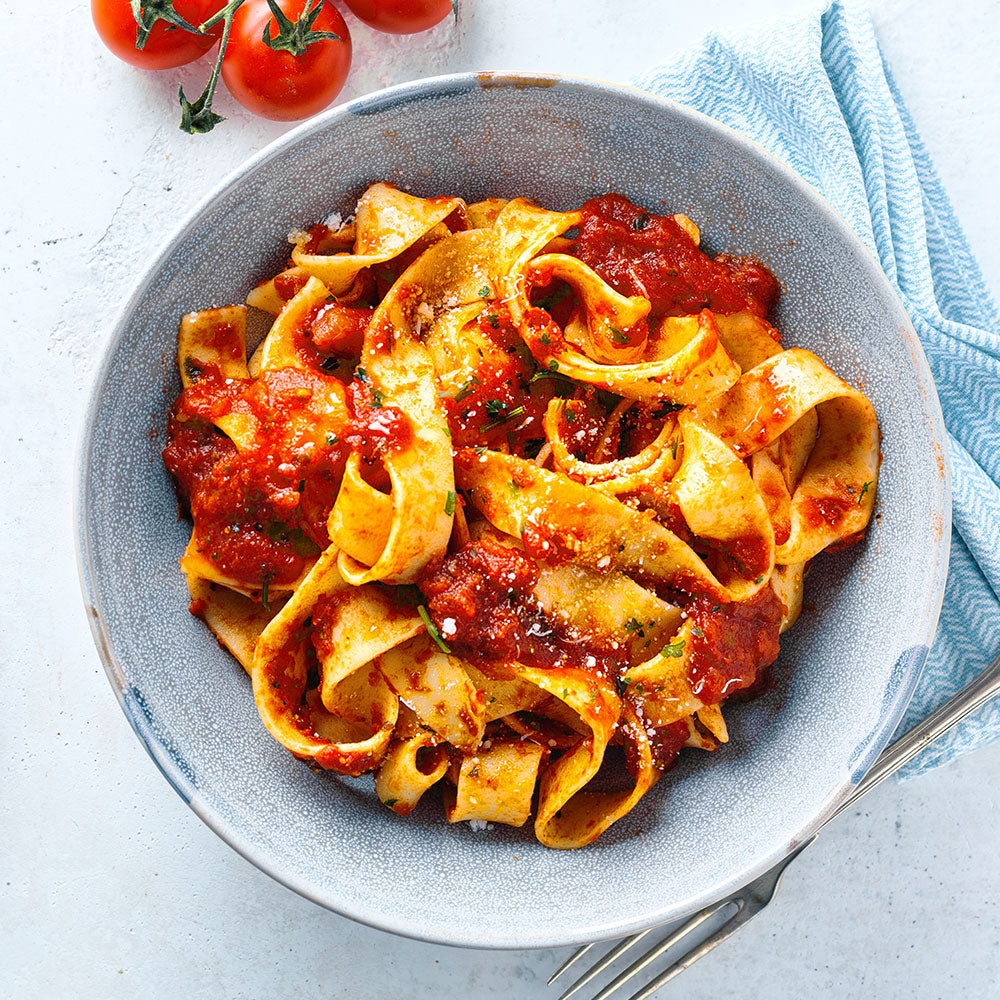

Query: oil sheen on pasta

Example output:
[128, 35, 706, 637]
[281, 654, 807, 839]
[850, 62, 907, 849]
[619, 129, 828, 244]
[163, 183, 881, 849]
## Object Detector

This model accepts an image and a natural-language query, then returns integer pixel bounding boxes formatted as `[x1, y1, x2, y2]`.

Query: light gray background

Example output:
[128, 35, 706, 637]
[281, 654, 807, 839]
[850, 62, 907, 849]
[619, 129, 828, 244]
[3, 0, 999, 997]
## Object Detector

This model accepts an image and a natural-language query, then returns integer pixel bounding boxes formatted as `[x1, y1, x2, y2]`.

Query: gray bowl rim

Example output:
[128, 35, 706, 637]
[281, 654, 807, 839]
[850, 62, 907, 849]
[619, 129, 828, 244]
[75, 70, 951, 950]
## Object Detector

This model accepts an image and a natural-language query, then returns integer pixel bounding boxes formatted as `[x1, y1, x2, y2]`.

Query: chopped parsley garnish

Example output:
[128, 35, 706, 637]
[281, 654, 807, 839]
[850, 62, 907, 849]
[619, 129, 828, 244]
[691, 626, 705, 638]
[671, 437, 679, 460]
[444, 491, 456, 516]
[660, 639, 686, 658]
[417, 605, 451, 653]
[508, 479, 521, 494]
[482, 406, 525, 431]
[355, 366, 369, 384]
[321, 356, 340, 372]
[564, 406, 577, 424]
[261, 580, 270, 611]
[485, 399, 504, 418]
[608, 324, 628, 345]
[624, 617, 645, 635]
[183, 358, 202, 383]
[478, 285, 491, 298]
[453, 375, 481, 403]
[540, 331, 551, 345]
[633, 212, 650, 231]
[370, 388, 384, 408]
[548, 359, 560, 372]
[754, 575, 764, 584]
[615, 675, 630, 697]
[383, 798, 398, 808]
[858, 480, 873, 504]
[529, 369, 570, 384]
[487, 313, 499, 328]
[325, 432, 338, 446]
[473, 445, 488, 456]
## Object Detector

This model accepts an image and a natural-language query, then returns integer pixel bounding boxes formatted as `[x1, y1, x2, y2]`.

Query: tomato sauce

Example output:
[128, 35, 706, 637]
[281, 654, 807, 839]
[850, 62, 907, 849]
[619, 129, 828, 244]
[344, 377, 413, 463]
[443, 307, 551, 454]
[572, 194, 780, 319]
[549, 394, 619, 464]
[646, 718, 692, 770]
[273, 270, 309, 301]
[702, 533, 773, 584]
[164, 365, 350, 586]
[685, 588, 785, 704]
[301, 222, 333, 254]
[419, 535, 617, 678]
[310, 301, 372, 357]
[801, 493, 856, 530]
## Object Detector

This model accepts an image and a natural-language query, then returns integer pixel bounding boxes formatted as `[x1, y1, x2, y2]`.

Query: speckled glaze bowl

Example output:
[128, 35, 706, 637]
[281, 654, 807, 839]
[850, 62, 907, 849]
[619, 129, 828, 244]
[76, 73, 949, 949]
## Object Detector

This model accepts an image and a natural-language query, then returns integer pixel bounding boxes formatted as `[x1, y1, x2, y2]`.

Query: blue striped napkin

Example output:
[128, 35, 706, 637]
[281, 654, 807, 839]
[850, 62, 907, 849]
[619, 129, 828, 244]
[634, 0, 1000, 775]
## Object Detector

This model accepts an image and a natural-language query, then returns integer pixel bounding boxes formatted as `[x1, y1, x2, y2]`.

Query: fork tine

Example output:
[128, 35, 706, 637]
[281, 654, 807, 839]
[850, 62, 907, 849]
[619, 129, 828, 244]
[586, 899, 738, 1000]
[556, 928, 657, 1000]
[623, 900, 760, 1000]
[617, 840, 817, 1000]
[547, 943, 598, 985]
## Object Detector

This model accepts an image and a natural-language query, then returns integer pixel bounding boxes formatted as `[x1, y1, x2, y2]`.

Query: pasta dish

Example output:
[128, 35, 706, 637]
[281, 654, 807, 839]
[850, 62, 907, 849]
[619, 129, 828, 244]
[163, 184, 880, 848]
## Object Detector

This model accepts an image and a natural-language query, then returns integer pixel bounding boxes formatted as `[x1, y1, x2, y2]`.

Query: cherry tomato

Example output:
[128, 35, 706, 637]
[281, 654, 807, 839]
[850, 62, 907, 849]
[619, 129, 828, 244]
[92, 0, 220, 70]
[342, 0, 453, 34]
[221, 0, 352, 122]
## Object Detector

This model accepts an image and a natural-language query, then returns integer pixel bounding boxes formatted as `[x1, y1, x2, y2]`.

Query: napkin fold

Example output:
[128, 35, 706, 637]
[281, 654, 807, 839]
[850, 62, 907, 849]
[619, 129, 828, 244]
[635, 0, 1000, 775]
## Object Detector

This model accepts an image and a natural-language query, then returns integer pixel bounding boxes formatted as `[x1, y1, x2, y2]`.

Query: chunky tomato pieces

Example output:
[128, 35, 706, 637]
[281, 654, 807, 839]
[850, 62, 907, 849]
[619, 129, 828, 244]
[443, 307, 550, 452]
[685, 588, 786, 704]
[572, 194, 780, 318]
[164, 365, 350, 585]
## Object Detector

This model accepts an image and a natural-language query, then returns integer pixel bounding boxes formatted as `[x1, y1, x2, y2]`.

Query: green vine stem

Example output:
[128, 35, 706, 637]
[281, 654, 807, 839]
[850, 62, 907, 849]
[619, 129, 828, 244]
[178, 0, 246, 133]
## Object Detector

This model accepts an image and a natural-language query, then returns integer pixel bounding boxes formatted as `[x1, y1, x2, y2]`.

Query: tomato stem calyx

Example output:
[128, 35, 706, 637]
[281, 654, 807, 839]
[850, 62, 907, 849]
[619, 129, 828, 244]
[131, 0, 208, 50]
[261, 0, 341, 57]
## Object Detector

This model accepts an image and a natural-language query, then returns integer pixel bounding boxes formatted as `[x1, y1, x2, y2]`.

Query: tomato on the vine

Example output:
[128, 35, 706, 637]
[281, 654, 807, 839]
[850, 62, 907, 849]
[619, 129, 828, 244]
[342, 0, 454, 34]
[92, 0, 221, 70]
[221, 0, 352, 122]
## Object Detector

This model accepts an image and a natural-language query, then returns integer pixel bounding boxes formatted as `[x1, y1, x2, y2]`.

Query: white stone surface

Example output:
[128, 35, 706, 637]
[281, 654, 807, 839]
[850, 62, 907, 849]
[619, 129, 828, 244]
[3, 0, 999, 997]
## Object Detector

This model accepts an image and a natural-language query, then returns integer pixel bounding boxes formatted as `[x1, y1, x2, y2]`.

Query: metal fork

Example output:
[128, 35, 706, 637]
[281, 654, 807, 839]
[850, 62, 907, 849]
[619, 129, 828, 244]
[549, 649, 1000, 1000]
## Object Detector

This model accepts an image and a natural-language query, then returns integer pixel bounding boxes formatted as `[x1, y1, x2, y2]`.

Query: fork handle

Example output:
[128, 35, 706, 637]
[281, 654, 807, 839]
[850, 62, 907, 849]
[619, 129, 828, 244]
[833, 649, 1000, 820]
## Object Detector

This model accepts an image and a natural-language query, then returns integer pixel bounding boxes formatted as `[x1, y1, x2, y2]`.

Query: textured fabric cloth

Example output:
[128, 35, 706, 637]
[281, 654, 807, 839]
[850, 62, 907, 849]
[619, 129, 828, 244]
[634, 0, 1000, 775]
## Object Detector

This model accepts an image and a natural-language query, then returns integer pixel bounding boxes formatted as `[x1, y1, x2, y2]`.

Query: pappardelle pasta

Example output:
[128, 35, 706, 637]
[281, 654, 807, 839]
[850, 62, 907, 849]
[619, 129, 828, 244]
[163, 183, 880, 849]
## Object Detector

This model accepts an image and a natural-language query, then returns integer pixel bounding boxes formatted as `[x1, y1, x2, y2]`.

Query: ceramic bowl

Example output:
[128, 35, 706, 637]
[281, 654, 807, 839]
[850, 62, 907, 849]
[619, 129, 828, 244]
[76, 73, 949, 949]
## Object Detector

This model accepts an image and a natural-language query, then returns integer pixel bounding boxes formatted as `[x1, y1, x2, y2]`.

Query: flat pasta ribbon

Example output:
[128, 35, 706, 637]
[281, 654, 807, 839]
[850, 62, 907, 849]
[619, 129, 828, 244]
[520, 666, 657, 849]
[455, 448, 767, 602]
[292, 183, 466, 295]
[329, 237, 472, 585]
[177, 305, 256, 449]
[252, 547, 416, 774]
[696, 348, 880, 561]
